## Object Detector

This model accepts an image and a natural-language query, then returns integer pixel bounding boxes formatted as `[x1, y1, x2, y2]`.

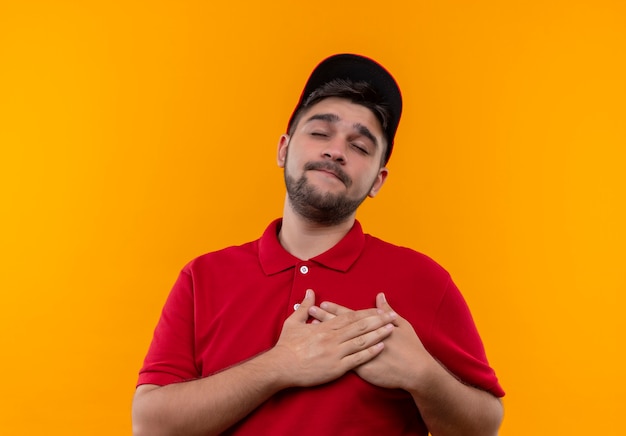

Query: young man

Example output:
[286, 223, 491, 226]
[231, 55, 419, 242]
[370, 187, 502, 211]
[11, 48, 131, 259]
[132, 54, 504, 436]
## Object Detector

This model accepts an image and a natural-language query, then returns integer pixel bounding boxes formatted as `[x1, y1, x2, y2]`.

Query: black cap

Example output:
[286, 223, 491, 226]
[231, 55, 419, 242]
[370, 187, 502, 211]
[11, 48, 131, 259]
[287, 54, 402, 164]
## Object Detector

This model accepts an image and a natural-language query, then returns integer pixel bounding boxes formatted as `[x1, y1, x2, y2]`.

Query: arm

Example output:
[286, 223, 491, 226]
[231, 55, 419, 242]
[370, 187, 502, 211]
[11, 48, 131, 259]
[310, 293, 503, 436]
[132, 351, 288, 436]
[404, 354, 503, 436]
[132, 289, 397, 436]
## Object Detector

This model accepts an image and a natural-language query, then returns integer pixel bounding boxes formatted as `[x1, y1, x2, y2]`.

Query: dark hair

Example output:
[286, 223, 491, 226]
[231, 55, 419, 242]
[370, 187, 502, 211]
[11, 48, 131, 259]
[287, 79, 393, 164]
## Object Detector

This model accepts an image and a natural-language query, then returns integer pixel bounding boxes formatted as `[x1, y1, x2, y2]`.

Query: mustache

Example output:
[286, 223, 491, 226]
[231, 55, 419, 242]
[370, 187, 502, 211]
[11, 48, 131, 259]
[304, 161, 352, 187]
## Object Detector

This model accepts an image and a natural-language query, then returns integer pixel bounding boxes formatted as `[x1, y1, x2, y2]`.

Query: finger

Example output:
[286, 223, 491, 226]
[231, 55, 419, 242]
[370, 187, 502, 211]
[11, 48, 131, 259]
[340, 323, 394, 367]
[333, 309, 397, 343]
[347, 322, 394, 350]
[309, 300, 373, 323]
[377, 292, 401, 314]
[289, 289, 315, 323]
[376, 292, 401, 326]
[308, 304, 335, 322]
[344, 342, 385, 368]
[319, 300, 353, 316]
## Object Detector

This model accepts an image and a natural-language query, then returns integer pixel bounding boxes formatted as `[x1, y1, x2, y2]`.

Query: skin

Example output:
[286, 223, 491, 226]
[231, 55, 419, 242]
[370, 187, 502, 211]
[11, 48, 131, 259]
[132, 97, 503, 435]
[276, 97, 389, 260]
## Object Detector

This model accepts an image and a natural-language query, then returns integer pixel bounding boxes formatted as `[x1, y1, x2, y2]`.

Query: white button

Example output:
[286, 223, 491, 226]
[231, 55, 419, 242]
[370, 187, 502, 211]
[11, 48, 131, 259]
[293, 303, 300, 310]
[299, 265, 309, 274]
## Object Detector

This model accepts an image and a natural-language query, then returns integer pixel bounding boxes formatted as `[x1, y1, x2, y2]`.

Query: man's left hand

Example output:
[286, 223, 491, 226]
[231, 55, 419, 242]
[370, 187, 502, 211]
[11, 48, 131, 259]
[308, 293, 435, 391]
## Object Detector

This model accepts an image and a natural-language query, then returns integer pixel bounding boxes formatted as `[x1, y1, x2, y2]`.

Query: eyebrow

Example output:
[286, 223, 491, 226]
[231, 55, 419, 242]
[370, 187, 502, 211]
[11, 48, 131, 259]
[305, 113, 379, 148]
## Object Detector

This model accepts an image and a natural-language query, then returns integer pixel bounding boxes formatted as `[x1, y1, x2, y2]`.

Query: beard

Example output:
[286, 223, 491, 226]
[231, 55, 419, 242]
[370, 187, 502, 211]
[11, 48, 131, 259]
[284, 160, 372, 226]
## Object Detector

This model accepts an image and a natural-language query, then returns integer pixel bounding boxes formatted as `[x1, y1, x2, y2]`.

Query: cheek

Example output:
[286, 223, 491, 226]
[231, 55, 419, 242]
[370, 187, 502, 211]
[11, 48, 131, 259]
[283, 153, 301, 178]
[359, 169, 383, 192]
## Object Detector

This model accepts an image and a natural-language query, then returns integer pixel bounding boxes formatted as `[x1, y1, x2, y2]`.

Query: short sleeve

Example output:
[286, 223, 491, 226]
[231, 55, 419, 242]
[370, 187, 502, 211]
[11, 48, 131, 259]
[425, 278, 505, 397]
[137, 269, 199, 386]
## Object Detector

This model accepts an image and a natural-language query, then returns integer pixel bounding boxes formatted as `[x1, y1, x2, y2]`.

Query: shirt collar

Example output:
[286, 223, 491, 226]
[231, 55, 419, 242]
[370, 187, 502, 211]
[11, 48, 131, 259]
[258, 218, 366, 275]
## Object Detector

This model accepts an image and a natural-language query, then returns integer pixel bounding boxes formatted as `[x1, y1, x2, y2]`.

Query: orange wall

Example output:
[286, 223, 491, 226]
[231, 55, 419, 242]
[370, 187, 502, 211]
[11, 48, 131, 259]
[1, 1, 624, 434]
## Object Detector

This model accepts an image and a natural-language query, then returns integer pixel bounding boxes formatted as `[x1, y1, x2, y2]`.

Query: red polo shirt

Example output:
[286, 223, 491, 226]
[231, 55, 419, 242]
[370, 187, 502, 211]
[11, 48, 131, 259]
[138, 219, 504, 435]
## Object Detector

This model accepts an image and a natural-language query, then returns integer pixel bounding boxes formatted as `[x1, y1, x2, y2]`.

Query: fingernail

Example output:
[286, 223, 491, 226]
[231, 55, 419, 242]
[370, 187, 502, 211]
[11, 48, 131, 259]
[305, 289, 312, 299]
[380, 292, 387, 303]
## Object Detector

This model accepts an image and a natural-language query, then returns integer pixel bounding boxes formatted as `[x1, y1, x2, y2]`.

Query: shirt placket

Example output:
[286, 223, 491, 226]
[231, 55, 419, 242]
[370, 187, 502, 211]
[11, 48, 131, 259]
[290, 261, 315, 313]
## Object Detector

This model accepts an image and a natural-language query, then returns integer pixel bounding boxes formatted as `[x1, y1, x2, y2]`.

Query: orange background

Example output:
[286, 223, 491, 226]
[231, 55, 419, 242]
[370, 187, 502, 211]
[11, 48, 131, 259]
[1, 1, 624, 434]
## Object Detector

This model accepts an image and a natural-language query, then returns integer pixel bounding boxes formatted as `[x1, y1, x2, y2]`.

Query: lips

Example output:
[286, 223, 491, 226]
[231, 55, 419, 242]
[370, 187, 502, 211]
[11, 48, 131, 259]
[304, 162, 351, 187]
[315, 168, 341, 180]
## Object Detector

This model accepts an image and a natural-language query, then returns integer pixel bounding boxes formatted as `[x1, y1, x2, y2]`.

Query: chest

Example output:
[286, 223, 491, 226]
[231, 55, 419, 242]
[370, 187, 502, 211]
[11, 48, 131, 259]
[191, 258, 442, 377]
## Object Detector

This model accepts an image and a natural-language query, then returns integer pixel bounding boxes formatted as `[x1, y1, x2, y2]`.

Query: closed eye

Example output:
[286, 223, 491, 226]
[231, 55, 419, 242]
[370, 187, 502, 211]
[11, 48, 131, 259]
[351, 143, 369, 154]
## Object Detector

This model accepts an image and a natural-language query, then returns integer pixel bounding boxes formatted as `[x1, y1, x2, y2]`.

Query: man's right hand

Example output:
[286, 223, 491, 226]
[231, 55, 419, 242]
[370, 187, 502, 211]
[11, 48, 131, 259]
[133, 289, 396, 436]
[268, 289, 397, 388]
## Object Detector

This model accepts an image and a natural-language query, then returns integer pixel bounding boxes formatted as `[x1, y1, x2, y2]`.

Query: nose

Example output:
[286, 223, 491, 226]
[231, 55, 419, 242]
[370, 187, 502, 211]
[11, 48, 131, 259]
[322, 137, 346, 163]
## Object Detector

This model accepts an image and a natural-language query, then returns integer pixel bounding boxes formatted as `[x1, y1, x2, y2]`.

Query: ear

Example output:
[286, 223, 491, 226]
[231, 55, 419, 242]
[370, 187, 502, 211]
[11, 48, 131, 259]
[368, 167, 389, 198]
[277, 134, 289, 168]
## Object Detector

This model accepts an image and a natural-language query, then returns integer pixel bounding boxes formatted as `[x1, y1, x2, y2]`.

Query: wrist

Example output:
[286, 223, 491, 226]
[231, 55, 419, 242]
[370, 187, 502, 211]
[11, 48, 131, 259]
[404, 354, 444, 396]
[253, 346, 297, 391]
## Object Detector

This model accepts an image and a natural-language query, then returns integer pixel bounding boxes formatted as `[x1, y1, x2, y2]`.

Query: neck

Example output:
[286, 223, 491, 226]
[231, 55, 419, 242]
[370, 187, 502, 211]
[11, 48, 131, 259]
[278, 196, 355, 260]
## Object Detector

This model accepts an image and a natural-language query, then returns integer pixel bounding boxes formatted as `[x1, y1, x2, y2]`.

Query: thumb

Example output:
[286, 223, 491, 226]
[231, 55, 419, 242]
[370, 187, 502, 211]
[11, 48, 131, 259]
[376, 292, 394, 312]
[376, 292, 400, 325]
[290, 289, 315, 322]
